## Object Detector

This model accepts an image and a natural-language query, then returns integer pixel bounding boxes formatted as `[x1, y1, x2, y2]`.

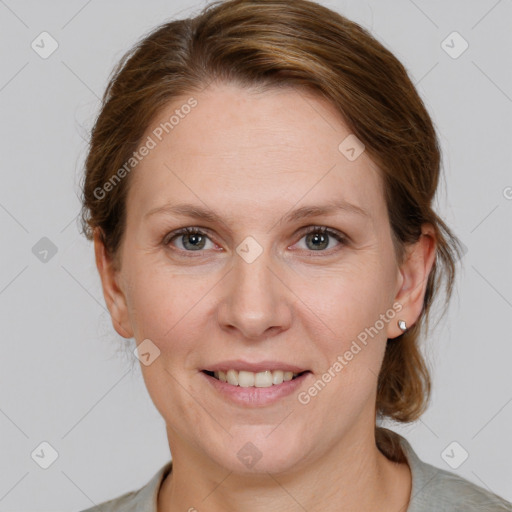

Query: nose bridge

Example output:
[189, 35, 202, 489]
[235, 244, 275, 299]
[217, 237, 291, 338]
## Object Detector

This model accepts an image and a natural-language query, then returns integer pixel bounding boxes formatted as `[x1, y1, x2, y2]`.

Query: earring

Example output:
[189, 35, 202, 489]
[397, 319, 407, 332]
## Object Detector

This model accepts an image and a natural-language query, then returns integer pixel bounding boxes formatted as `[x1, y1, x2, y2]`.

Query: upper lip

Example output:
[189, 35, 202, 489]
[203, 360, 309, 373]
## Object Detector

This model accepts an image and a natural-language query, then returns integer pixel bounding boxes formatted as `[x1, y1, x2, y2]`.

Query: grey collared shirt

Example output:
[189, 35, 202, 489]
[79, 434, 512, 511]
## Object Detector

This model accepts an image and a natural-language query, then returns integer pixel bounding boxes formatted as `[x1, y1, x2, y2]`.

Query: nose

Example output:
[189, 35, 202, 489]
[216, 246, 293, 340]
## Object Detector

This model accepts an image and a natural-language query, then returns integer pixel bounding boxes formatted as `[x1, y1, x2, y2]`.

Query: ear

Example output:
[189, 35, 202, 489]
[93, 228, 134, 339]
[387, 223, 437, 339]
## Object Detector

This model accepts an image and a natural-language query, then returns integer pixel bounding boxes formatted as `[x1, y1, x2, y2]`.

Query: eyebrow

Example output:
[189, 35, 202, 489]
[144, 199, 369, 227]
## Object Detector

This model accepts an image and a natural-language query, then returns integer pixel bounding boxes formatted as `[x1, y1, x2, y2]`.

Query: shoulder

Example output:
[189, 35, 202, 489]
[396, 434, 512, 512]
[79, 489, 140, 512]
[411, 463, 512, 511]
[78, 460, 172, 512]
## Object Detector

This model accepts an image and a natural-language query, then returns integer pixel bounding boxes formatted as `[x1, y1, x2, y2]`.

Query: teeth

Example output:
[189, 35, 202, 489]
[213, 369, 300, 387]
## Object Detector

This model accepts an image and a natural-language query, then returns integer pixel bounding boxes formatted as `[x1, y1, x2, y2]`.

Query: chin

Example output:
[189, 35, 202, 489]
[207, 430, 305, 475]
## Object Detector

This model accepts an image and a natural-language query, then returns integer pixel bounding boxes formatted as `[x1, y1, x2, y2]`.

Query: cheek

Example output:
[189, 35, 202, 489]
[292, 263, 392, 392]
[126, 268, 214, 348]
[122, 266, 176, 341]
[297, 275, 389, 418]
[295, 262, 393, 337]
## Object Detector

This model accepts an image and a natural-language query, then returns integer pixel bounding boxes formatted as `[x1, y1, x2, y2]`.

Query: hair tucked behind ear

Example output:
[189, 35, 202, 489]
[79, 0, 465, 458]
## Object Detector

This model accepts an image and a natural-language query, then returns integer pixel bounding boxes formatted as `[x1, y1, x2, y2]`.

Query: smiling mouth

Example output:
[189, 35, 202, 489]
[202, 369, 310, 387]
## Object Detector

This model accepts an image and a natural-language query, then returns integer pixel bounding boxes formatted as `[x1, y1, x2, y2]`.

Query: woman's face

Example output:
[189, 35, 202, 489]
[98, 82, 424, 474]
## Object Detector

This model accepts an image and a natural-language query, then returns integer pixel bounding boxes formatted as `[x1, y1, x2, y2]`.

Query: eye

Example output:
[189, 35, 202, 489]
[164, 227, 217, 254]
[294, 226, 347, 253]
[163, 225, 347, 257]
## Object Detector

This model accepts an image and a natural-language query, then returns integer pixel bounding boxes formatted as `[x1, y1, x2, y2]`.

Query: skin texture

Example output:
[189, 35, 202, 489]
[94, 82, 436, 511]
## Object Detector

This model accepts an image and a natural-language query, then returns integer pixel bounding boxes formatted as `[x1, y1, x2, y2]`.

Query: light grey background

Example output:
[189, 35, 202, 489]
[0, 0, 511, 510]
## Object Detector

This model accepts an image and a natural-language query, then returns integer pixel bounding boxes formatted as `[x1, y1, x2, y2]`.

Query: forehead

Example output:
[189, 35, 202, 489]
[127, 82, 384, 223]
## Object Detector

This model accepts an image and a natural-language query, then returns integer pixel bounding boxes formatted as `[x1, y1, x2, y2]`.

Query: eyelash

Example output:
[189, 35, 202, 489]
[162, 225, 348, 257]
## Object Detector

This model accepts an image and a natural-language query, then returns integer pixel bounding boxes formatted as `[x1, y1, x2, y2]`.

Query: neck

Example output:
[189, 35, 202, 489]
[157, 427, 411, 512]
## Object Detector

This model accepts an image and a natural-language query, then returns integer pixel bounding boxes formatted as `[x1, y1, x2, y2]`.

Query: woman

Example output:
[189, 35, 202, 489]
[79, 0, 512, 510]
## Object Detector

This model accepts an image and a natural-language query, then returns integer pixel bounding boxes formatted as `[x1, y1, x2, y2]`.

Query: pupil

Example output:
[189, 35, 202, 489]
[185, 234, 205, 250]
[307, 232, 328, 250]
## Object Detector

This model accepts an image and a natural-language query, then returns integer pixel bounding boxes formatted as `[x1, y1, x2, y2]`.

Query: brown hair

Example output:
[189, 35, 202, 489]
[79, 0, 464, 461]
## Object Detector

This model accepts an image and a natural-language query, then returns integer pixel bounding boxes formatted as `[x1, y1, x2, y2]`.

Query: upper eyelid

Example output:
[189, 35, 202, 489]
[166, 225, 343, 237]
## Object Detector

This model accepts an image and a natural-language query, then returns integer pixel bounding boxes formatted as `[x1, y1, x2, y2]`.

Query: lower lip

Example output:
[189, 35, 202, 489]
[201, 371, 312, 407]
